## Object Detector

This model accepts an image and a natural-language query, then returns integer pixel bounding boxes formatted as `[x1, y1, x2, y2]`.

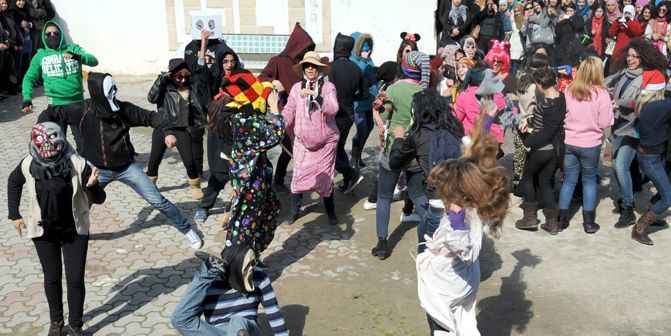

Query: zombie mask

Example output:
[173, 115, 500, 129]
[30, 122, 65, 160]
[463, 37, 477, 59]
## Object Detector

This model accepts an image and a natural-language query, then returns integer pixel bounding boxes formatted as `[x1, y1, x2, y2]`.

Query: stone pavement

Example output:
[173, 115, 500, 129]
[1, 77, 670, 336]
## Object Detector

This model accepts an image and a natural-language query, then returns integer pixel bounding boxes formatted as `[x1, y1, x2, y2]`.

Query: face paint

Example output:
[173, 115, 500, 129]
[31, 122, 65, 159]
[103, 75, 120, 112]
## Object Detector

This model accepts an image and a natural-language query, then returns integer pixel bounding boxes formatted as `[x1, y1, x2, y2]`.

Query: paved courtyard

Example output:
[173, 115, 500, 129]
[1, 77, 670, 335]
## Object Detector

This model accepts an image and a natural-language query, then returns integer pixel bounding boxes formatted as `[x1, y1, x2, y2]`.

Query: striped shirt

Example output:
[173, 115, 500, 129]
[202, 268, 288, 336]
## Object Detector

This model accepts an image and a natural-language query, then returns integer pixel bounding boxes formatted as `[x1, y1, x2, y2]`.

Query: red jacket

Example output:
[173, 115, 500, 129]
[608, 19, 645, 61]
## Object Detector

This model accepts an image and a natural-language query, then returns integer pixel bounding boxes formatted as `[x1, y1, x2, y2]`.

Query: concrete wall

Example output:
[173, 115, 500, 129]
[49, 0, 436, 75]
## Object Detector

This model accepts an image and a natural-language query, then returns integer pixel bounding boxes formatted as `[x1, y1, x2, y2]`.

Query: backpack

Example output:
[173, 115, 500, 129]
[423, 123, 462, 171]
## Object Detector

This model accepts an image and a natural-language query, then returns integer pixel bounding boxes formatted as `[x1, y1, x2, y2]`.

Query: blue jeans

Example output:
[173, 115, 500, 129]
[376, 163, 428, 238]
[418, 201, 444, 253]
[637, 152, 671, 215]
[97, 162, 191, 234]
[171, 264, 262, 336]
[558, 144, 601, 211]
[612, 135, 638, 208]
[352, 109, 374, 148]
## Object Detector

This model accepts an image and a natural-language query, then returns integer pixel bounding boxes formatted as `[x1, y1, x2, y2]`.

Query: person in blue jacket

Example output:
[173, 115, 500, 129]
[349, 32, 378, 169]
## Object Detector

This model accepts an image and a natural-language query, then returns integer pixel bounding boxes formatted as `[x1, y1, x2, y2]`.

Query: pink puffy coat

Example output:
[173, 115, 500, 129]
[455, 86, 507, 143]
[282, 80, 339, 197]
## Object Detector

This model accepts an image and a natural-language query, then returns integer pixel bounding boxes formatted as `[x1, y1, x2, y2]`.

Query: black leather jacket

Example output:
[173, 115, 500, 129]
[147, 69, 209, 130]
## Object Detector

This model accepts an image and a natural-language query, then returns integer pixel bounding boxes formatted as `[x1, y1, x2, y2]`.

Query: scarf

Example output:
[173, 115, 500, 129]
[449, 3, 468, 24]
[28, 141, 74, 180]
[576, 0, 590, 17]
[652, 17, 669, 35]
[302, 74, 324, 111]
[606, 0, 621, 24]
[592, 16, 604, 55]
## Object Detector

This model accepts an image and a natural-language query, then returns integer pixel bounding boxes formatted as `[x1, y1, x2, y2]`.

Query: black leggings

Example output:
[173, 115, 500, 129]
[33, 231, 89, 328]
[520, 149, 558, 208]
[198, 171, 230, 210]
[274, 136, 293, 185]
[189, 126, 205, 176]
[147, 128, 199, 179]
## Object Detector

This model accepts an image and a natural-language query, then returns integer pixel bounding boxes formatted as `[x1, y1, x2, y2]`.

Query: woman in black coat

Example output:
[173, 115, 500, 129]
[436, 0, 473, 46]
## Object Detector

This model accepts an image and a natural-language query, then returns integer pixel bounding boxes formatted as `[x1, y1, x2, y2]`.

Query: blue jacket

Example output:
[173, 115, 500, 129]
[349, 32, 378, 112]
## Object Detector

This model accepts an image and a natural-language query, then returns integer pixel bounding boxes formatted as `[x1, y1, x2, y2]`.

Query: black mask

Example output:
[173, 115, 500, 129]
[46, 35, 60, 50]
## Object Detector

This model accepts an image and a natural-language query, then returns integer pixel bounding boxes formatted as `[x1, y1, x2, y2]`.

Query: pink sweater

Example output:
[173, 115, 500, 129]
[563, 87, 614, 148]
[455, 86, 507, 143]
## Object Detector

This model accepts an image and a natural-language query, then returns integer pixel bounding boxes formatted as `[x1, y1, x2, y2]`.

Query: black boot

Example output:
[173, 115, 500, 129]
[282, 193, 302, 225]
[324, 194, 338, 225]
[540, 208, 560, 235]
[614, 207, 636, 228]
[48, 320, 64, 336]
[582, 210, 600, 234]
[515, 201, 540, 230]
[558, 209, 570, 231]
[350, 141, 365, 170]
[371, 237, 388, 260]
[632, 211, 657, 245]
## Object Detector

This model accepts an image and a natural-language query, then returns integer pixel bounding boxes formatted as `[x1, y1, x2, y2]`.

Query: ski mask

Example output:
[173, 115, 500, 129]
[103, 75, 120, 112]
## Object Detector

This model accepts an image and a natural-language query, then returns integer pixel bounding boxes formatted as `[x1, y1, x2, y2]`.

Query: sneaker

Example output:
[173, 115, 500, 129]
[392, 185, 403, 201]
[194, 209, 208, 222]
[48, 320, 64, 336]
[400, 213, 422, 223]
[184, 229, 204, 249]
[68, 326, 83, 336]
[343, 173, 364, 195]
[363, 200, 377, 210]
[195, 251, 227, 273]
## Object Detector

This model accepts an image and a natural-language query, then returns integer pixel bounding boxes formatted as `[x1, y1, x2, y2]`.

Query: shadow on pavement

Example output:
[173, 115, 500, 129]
[477, 248, 541, 336]
[83, 258, 199, 333]
[480, 235, 503, 282]
[259, 304, 309, 335]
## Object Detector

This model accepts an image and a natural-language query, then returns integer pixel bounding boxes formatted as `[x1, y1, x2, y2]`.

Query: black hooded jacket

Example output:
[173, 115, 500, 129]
[213, 41, 241, 83]
[38, 73, 165, 171]
[328, 33, 367, 119]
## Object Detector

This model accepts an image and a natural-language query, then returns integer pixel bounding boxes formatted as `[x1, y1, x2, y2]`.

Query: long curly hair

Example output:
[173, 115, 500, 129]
[613, 37, 667, 73]
[428, 158, 510, 237]
[463, 112, 501, 170]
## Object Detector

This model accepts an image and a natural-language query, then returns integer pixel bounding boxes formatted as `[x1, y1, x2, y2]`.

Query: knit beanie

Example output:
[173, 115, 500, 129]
[401, 51, 430, 88]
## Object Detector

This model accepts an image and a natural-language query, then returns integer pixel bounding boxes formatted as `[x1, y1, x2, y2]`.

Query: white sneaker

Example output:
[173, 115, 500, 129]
[392, 186, 403, 201]
[400, 213, 422, 222]
[185, 229, 204, 249]
[363, 200, 377, 210]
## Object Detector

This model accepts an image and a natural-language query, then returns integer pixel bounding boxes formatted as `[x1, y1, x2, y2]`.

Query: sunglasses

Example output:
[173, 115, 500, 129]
[493, 60, 505, 64]
[45, 31, 61, 37]
[302, 63, 319, 69]
[175, 75, 190, 81]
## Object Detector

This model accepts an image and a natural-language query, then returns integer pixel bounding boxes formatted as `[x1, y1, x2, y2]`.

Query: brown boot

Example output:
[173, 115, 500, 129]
[515, 201, 540, 230]
[540, 208, 560, 235]
[188, 178, 204, 200]
[220, 211, 231, 229]
[632, 211, 657, 245]
[148, 176, 158, 185]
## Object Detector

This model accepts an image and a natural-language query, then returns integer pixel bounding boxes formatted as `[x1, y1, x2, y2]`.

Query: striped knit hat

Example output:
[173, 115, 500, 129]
[401, 51, 430, 88]
[217, 69, 274, 113]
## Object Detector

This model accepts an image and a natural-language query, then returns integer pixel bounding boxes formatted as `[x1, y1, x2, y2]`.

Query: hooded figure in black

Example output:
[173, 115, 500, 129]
[213, 42, 241, 84]
[328, 33, 367, 193]
[37, 72, 204, 249]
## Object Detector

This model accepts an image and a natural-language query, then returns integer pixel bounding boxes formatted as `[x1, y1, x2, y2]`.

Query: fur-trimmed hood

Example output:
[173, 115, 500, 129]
[350, 32, 374, 60]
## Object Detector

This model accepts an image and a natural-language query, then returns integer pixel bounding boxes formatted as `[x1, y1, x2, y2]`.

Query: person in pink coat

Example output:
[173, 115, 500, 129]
[281, 51, 340, 225]
[455, 65, 507, 145]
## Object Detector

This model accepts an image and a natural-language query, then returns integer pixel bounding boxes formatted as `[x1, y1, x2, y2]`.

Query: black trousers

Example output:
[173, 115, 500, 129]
[335, 116, 357, 181]
[33, 231, 89, 328]
[147, 128, 199, 179]
[274, 136, 293, 185]
[520, 149, 558, 209]
[198, 171, 230, 210]
[189, 126, 205, 176]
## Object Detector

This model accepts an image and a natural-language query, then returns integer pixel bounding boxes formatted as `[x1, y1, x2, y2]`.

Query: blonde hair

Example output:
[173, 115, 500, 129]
[428, 159, 510, 238]
[463, 106, 500, 170]
[635, 89, 665, 117]
[568, 57, 606, 102]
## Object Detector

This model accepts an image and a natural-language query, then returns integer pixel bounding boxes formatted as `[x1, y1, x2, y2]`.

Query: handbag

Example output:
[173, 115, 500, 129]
[531, 26, 554, 45]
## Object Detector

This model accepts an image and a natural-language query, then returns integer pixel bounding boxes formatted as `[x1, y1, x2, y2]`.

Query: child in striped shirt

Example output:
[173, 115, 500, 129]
[171, 246, 288, 336]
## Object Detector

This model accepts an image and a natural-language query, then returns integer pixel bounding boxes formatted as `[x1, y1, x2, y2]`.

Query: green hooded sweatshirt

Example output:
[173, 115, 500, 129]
[22, 20, 98, 106]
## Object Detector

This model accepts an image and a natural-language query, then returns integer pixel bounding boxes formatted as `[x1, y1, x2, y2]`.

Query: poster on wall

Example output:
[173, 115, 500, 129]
[189, 11, 223, 39]
[256, 0, 289, 34]
[305, 0, 323, 44]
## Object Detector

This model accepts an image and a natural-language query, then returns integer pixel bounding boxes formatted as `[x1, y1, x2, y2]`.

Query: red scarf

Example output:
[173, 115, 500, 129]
[652, 17, 669, 36]
[592, 17, 604, 55]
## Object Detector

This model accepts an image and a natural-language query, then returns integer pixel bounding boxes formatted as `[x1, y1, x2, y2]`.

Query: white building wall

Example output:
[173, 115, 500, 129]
[50, 0, 437, 76]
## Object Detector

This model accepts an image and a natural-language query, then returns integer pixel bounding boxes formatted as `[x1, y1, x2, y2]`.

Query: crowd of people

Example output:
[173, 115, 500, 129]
[6, 0, 671, 334]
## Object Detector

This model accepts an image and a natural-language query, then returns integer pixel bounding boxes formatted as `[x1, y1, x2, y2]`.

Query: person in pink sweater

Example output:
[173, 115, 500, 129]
[455, 65, 507, 144]
[280, 52, 340, 225]
[558, 57, 614, 233]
